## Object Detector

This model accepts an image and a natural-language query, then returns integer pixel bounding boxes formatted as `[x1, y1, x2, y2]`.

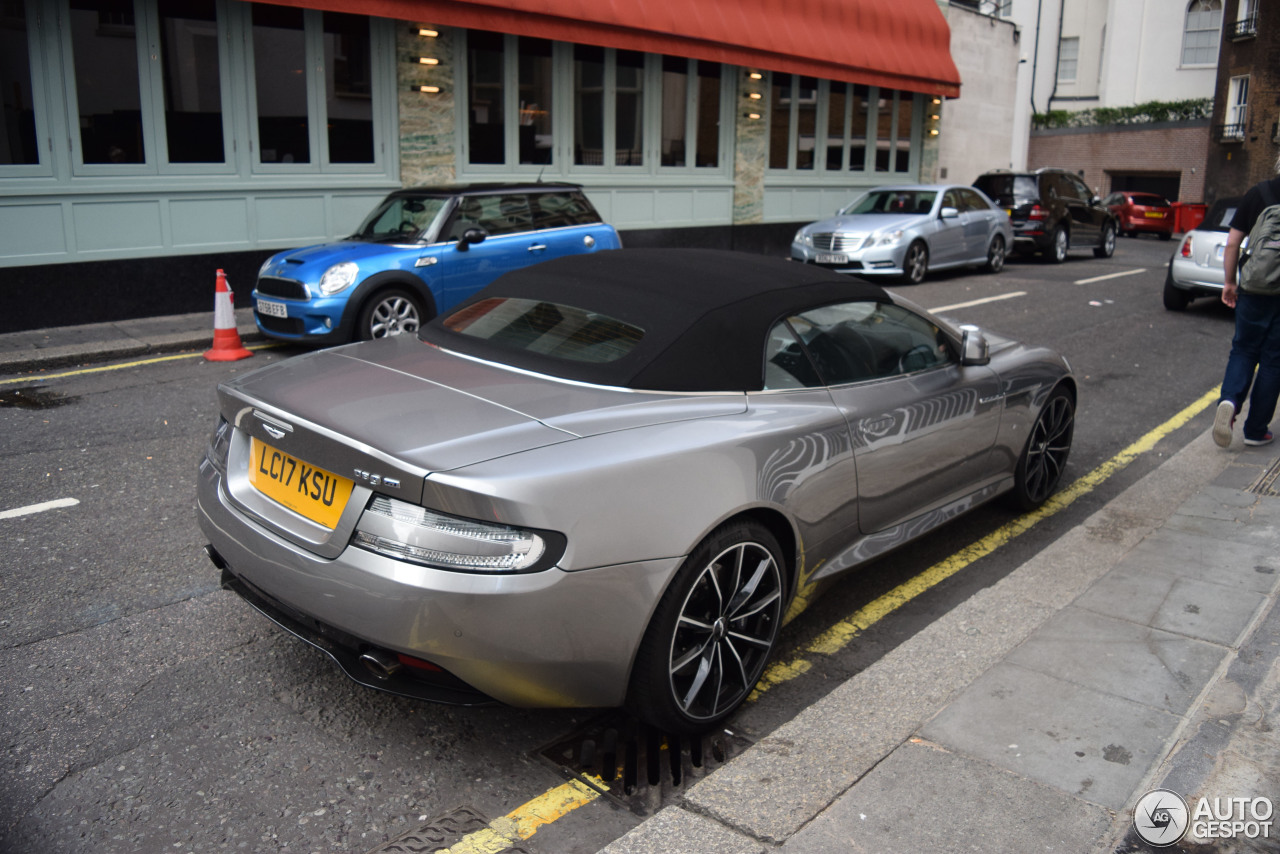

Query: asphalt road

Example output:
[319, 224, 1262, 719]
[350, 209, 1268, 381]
[0, 235, 1236, 853]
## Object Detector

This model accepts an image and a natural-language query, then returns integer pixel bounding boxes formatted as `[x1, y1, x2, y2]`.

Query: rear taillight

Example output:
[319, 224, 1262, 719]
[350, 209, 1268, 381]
[1180, 236, 1193, 258]
[1027, 205, 1047, 221]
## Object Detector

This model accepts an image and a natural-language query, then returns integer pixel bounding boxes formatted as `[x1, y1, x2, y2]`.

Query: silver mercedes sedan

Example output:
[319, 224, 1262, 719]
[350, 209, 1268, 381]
[791, 184, 1013, 284]
[198, 249, 1074, 732]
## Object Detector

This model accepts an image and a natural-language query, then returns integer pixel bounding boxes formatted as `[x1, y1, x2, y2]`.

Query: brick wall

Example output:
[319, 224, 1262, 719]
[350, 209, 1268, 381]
[1028, 122, 1210, 203]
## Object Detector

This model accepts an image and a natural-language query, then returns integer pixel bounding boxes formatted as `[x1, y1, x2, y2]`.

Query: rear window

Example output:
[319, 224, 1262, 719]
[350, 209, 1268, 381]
[532, 192, 602, 229]
[1202, 201, 1238, 232]
[973, 175, 1038, 204]
[443, 298, 643, 364]
[1131, 194, 1171, 208]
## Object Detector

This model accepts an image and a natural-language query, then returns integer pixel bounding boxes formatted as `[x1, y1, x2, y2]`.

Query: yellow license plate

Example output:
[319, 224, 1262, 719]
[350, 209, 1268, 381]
[1145, 211, 1165, 218]
[249, 438, 354, 529]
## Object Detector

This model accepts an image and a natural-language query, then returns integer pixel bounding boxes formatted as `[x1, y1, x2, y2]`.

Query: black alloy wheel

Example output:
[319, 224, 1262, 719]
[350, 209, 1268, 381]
[629, 521, 784, 733]
[1162, 267, 1192, 311]
[1009, 386, 1074, 511]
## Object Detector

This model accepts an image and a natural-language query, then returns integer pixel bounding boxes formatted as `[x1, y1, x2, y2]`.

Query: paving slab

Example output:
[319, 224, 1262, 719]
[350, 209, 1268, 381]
[781, 741, 1113, 854]
[921, 662, 1182, 810]
[1004, 607, 1229, 714]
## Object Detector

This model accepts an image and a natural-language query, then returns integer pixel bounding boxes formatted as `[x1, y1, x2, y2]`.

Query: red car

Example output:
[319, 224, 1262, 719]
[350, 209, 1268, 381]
[1102, 191, 1175, 240]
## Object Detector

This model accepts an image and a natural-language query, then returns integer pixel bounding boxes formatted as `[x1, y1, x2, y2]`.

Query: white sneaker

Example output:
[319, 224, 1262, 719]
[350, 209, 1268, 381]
[1213, 400, 1236, 448]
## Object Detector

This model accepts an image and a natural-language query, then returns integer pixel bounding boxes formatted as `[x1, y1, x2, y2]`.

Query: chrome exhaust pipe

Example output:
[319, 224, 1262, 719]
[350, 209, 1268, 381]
[359, 649, 402, 680]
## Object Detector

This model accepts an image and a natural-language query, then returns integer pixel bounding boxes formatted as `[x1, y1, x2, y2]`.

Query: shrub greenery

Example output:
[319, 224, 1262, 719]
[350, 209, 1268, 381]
[1033, 98, 1213, 129]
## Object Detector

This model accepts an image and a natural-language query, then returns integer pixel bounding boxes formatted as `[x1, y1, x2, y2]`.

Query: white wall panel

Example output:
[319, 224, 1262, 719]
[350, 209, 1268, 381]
[72, 201, 164, 253]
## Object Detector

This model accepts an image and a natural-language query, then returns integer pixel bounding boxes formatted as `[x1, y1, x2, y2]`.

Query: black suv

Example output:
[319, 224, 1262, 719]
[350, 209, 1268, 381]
[973, 168, 1117, 263]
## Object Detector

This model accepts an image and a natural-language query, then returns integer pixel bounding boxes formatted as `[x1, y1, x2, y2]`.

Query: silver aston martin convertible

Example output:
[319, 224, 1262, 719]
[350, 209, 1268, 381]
[198, 249, 1075, 732]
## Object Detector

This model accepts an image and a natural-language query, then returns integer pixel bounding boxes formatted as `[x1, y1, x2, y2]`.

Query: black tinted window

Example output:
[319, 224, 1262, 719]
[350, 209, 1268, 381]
[974, 174, 1038, 204]
[531, 192, 602, 229]
[785, 301, 953, 386]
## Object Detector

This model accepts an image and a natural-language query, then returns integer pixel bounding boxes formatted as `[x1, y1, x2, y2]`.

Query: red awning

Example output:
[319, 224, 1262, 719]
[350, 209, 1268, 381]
[263, 0, 961, 98]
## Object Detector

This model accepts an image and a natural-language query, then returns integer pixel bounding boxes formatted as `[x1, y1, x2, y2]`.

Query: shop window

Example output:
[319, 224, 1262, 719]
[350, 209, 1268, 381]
[324, 12, 373, 164]
[70, 0, 146, 164]
[158, 0, 224, 163]
[467, 30, 504, 165]
[1, 1, 40, 167]
[770, 77, 913, 175]
[518, 38, 553, 165]
[252, 5, 309, 164]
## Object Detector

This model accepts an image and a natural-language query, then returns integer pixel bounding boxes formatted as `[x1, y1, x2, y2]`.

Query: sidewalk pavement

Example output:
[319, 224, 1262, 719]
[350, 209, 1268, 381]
[601, 426, 1280, 852]
[0, 308, 263, 375]
[2, 315, 1277, 853]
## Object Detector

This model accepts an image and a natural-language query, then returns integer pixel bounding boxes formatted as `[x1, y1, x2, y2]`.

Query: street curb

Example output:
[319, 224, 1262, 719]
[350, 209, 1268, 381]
[0, 324, 265, 375]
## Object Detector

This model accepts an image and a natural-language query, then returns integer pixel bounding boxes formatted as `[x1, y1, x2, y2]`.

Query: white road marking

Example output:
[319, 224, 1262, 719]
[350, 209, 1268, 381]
[1075, 268, 1146, 285]
[929, 291, 1027, 313]
[0, 497, 80, 520]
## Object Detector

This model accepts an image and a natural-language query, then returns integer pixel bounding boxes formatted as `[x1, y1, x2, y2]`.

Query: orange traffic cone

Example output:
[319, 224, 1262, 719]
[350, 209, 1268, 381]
[203, 269, 253, 362]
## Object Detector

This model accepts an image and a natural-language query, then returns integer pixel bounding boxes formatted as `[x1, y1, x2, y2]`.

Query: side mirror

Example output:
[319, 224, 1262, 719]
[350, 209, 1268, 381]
[960, 325, 990, 366]
[940, 206, 960, 219]
[456, 227, 487, 252]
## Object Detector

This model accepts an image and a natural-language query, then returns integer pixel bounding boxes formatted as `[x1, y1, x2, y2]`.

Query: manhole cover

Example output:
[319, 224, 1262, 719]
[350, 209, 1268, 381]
[361, 805, 532, 854]
[1247, 457, 1280, 496]
[0, 385, 77, 409]
[536, 712, 753, 816]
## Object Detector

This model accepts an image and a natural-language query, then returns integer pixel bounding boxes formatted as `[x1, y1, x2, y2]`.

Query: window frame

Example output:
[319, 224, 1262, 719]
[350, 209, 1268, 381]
[766, 76, 920, 177]
[245, 6, 388, 176]
[1225, 74, 1249, 139]
[1, 0, 55, 177]
[1181, 0, 1222, 66]
[1056, 36, 1079, 84]
[456, 33, 732, 179]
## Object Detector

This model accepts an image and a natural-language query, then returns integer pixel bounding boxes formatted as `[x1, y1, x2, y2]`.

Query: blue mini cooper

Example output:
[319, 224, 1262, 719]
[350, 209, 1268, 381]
[253, 183, 622, 343]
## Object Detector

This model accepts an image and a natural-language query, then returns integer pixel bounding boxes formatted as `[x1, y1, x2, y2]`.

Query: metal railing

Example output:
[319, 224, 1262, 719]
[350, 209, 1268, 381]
[1231, 13, 1258, 39]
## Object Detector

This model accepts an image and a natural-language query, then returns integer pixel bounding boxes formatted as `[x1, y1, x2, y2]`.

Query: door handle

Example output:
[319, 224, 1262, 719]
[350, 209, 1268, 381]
[528, 244, 547, 252]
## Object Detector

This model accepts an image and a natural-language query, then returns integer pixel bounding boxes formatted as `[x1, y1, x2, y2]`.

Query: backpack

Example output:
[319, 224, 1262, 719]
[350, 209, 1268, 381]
[1240, 182, 1280, 295]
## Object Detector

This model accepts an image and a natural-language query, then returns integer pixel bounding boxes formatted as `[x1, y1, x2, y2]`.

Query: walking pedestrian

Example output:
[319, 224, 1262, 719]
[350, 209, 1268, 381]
[1213, 152, 1280, 448]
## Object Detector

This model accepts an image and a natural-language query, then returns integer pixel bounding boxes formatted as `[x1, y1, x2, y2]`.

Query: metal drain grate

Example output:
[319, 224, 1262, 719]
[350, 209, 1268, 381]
[1247, 457, 1280, 496]
[536, 712, 753, 816]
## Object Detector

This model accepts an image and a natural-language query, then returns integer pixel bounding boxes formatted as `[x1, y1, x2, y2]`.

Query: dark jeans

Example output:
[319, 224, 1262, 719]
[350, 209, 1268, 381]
[1221, 291, 1280, 440]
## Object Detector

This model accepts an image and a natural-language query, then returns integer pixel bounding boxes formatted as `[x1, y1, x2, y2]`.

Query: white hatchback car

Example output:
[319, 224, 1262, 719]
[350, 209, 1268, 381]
[1163, 197, 1241, 311]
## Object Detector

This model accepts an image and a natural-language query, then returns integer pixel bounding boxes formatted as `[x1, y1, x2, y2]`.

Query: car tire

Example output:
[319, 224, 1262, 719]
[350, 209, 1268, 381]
[902, 241, 929, 284]
[1007, 385, 1074, 512]
[1162, 267, 1192, 311]
[983, 235, 1006, 273]
[1159, 231, 1172, 241]
[627, 520, 785, 733]
[358, 288, 425, 340]
[1045, 226, 1068, 264]
[1093, 222, 1116, 258]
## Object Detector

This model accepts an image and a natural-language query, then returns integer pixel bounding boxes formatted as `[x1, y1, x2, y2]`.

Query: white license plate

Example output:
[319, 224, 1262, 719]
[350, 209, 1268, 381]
[817, 253, 848, 265]
[257, 298, 288, 319]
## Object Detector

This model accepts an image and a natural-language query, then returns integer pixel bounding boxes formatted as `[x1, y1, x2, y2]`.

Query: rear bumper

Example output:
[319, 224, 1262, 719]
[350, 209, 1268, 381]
[197, 457, 681, 709]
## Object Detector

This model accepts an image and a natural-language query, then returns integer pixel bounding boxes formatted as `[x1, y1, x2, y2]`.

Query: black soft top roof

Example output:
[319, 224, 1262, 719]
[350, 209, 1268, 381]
[420, 249, 891, 392]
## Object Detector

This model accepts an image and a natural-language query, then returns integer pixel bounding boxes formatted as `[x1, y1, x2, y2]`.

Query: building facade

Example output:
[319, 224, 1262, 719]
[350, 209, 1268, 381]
[0, 0, 960, 332]
[1202, 0, 1276, 204]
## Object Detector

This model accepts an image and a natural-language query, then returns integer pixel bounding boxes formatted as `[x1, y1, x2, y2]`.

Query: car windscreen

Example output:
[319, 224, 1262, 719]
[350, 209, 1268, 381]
[355, 195, 450, 242]
[973, 175, 1038, 205]
[841, 190, 937, 215]
[442, 297, 643, 364]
